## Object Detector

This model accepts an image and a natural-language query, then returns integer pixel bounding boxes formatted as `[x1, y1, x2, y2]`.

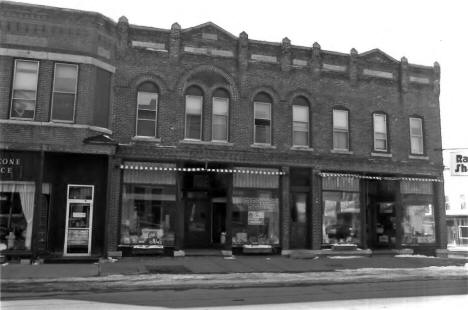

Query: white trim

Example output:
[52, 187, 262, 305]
[211, 96, 229, 143]
[0, 48, 116, 73]
[408, 155, 429, 160]
[371, 152, 392, 158]
[10, 59, 39, 121]
[330, 149, 354, 155]
[64, 184, 94, 256]
[322, 63, 347, 72]
[51, 63, 79, 123]
[363, 69, 394, 79]
[0, 119, 112, 135]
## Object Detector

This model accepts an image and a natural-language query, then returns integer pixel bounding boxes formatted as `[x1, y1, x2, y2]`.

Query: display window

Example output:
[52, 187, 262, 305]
[0, 181, 35, 251]
[120, 162, 176, 247]
[400, 181, 436, 245]
[321, 176, 360, 245]
[232, 189, 280, 246]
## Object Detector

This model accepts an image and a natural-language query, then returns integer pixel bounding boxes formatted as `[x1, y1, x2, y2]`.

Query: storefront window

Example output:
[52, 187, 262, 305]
[120, 185, 176, 246]
[0, 182, 35, 250]
[400, 181, 436, 245]
[232, 189, 280, 246]
[402, 203, 435, 244]
[120, 162, 177, 247]
[322, 191, 360, 244]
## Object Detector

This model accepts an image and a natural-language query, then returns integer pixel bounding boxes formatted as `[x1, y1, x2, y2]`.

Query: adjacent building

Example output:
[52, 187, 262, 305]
[0, 1, 446, 260]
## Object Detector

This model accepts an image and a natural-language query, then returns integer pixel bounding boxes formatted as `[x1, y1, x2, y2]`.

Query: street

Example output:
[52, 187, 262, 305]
[2, 278, 467, 309]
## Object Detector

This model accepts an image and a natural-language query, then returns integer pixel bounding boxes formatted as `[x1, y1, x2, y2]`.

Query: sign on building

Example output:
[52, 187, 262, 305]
[451, 152, 468, 176]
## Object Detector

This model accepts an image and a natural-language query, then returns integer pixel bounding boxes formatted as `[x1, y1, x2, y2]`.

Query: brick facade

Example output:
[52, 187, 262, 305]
[0, 2, 446, 257]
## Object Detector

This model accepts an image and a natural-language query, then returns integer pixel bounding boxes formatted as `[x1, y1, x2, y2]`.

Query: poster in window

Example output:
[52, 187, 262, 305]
[324, 200, 337, 217]
[67, 229, 89, 245]
[248, 211, 265, 225]
[340, 200, 359, 213]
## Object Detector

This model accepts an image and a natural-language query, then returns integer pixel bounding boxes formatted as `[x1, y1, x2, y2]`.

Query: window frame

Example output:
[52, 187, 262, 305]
[184, 94, 203, 140]
[9, 59, 40, 121]
[211, 96, 229, 142]
[292, 104, 310, 147]
[135, 90, 159, 137]
[373, 112, 388, 152]
[253, 101, 272, 145]
[50, 62, 79, 123]
[459, 226, 468, 240]
[332, 109, 349, 151]
[409, 117, 424, 155]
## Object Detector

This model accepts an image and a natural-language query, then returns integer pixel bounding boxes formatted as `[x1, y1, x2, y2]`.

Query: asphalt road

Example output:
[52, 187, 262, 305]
[2, 278, 467, 309]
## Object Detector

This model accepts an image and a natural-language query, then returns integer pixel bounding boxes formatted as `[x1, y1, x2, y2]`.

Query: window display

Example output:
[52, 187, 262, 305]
[322, 191, 360, 244]
[0, 181, 35, 250]
[232, 189, 280, 246]
[402, 204, 435, 244]
[120, 185, 176, 246]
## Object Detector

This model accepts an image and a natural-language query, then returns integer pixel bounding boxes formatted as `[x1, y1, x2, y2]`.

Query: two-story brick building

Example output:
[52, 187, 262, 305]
[0, 1, 446, 260]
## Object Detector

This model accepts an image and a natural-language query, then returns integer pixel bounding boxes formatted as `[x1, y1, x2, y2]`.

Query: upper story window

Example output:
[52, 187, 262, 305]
[136, 82, 159, 137]
[212, 88, 229, 142]
[292, 96, 310, 147]
[333, 109, 349, 151]
[254, 92, 272, 145]
[10, 59, 39, 120]
[373, 113, 388, 152]
[51, 63, 78, 122]
[185, 86, 203, 140]
[409, 117, 424, 155]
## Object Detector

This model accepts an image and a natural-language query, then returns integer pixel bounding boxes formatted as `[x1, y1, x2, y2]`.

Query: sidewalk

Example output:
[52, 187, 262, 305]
[1, 255, 467, 280]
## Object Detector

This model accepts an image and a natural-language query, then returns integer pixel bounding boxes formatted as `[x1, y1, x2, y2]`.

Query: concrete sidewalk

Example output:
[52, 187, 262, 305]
[1, 255, 467, 280]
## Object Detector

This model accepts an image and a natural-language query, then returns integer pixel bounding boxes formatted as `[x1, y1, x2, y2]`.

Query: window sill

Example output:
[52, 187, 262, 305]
[179, 139, 233, 146]
[290, 146, 314, 152]
[250, 144, 276, 149]
[408, 155, 429, 160]
[371, 152, 392, 158]
[132, 136, 161, 143]
[330, 149, 353, 155]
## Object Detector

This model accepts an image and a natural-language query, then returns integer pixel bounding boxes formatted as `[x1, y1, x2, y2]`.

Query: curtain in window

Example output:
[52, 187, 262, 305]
[0, 181, 35, 250]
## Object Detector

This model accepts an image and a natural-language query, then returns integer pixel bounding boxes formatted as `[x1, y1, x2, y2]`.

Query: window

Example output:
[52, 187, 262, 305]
[409, 117, 424, 154]
[185, 86, 203, 140]
[51, 63, 78, 122]
[373, 113, 388, 151]
[254, 93, 272, 145]
[460, 226, 468, 240]
[212, 89, 229, 142]
[333, 109, 349, 150]
[293, 105, 309, 146]
[10, 60, 39, 120]
[136, 82, 159, 137]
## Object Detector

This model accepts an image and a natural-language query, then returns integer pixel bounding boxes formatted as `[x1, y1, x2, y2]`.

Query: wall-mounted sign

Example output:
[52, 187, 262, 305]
[451, 152, 468, 176]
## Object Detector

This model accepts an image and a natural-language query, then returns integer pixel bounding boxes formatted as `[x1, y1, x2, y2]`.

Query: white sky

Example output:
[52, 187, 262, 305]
[17, 0, 468, 151]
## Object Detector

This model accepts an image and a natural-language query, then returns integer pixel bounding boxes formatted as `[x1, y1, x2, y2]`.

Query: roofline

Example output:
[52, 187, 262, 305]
[181, 21, 238, 40]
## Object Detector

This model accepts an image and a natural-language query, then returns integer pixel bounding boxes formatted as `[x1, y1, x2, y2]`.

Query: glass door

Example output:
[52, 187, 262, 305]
[64, 185, 94, 256]
[290, 192, 309, 249]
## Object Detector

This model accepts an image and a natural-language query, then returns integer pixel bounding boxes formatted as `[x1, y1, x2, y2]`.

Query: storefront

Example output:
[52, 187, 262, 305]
[320, 172, 440, 252]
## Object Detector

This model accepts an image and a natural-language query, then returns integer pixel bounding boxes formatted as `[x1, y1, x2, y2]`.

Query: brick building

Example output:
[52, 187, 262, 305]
[0, 2, 446, 260]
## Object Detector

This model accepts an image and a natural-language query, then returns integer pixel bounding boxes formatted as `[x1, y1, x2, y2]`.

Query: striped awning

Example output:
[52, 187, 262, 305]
[318, 172, 442, 182]
[120, 165, 286, 175]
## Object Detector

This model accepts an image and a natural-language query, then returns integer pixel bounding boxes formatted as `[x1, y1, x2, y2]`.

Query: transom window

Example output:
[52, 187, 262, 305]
[212, 88, 229, 142]
[292, 97, 310, 147]
[333, 109, 349, 150]
[136, 82, 159, 137]
[409, 117, 424, 155]
[51, 63, 78, 122]
[10, 59, 39, 120]
[373, 113, 388, 151]
[254, 92, 272, 145]
[185, 86, 203, 140]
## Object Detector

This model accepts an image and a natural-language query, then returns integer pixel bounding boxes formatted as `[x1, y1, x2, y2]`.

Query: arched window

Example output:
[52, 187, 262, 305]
[253, 92, 272, 145]
[136, 82, 159, 137]
[185, 85, 203, 140]
[292, 96, 310, 147]
[212, 88, 229, 142]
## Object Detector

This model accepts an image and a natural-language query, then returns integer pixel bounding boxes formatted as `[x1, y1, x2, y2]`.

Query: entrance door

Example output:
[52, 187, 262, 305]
[64, 185, 94, 256]
[212, 202, 226, 245]
[185, 199, 210, 248]
[371, 202, 396, 248]
[290, 192, 309, 249]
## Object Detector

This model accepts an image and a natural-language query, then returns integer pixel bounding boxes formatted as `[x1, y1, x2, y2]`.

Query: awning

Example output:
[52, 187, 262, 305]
[318, 172, 442, 182]
[120, 165, 286, 175]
